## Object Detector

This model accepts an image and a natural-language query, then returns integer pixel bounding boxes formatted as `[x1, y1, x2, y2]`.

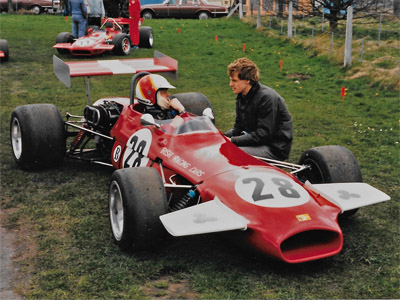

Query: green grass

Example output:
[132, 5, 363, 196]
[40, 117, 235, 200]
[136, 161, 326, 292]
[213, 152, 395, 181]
[1, 14, 399, 299]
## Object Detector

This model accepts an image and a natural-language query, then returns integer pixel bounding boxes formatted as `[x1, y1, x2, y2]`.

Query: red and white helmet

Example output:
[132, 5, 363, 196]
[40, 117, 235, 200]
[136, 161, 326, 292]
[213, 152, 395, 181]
[135, 74, 175, 106]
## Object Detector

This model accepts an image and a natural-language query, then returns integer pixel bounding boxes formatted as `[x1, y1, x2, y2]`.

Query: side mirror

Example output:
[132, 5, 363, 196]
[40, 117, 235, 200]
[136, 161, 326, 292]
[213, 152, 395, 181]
[202, 107, 214, 120]
[140, 114, 161, 128]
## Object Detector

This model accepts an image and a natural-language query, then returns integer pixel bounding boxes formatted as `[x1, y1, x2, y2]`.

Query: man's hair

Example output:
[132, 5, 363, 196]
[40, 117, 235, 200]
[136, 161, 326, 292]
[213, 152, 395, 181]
[227, 57, 260, 85]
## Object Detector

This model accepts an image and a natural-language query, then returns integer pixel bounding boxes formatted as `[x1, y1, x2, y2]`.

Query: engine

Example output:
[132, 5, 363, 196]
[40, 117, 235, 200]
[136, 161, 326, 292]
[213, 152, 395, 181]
[83, 101, 123, 133]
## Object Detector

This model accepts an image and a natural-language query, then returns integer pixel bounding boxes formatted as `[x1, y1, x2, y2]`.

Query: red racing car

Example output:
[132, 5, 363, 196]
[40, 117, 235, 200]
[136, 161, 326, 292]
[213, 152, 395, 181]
[9, 54, 390, 263]
[53, 18, 153, 56]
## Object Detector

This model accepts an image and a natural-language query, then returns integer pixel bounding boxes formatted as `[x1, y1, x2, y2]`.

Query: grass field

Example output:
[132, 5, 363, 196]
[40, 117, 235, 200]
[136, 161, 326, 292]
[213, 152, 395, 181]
[0, 14, 399, 299]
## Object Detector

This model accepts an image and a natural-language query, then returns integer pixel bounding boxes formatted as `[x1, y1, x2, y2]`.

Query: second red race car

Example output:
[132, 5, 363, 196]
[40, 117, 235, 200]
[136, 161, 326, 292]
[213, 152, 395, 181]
[53, 17, 153, 56]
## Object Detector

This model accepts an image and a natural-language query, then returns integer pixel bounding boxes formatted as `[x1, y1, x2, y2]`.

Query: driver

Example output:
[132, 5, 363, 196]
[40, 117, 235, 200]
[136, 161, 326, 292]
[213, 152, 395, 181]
[136, 74, 188, 130]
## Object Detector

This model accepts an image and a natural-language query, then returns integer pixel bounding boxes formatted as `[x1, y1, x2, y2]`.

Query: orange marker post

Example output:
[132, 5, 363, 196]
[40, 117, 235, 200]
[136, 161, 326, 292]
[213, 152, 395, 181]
[242, 43, 246, 52]
[341, 86, 347, 101]
[280, 59, 283, 72]
[178, 28, 181, 34]
[215, 35, 218, 42]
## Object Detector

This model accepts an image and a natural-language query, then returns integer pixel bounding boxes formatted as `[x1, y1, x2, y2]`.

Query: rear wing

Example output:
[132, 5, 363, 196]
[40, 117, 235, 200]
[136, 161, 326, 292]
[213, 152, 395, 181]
[53, 50, 178, 88]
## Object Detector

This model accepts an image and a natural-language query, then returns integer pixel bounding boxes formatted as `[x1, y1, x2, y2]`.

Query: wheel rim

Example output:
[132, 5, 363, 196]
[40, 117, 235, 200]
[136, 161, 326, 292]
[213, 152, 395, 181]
[11, 118, 22, 160]
[109, 181, 124, 241]
[148, 33, 154, 47]
[302, 158, 324, 183]
[122, 38, 130, 54]
[31, 6, 40, 14]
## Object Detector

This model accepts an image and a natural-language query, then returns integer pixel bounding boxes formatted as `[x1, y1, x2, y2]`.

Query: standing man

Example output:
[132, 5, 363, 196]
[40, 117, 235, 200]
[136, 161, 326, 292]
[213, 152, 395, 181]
[70, 0, 88, 38]
[225, 57, 293, 161]
[129, 0, 141, 48]
[87, 0, 105, 27]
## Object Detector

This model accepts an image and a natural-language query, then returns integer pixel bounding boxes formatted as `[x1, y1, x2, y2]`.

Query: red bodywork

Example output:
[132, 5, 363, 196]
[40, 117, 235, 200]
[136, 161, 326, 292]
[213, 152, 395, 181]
[53, 18, 137, 56]
[103, 98, 343, 263]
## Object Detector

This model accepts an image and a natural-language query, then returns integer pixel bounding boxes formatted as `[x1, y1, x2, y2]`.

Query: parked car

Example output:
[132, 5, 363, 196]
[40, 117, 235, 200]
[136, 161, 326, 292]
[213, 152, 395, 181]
[0, 0, 60, 14]
[140, 0, 229, 19]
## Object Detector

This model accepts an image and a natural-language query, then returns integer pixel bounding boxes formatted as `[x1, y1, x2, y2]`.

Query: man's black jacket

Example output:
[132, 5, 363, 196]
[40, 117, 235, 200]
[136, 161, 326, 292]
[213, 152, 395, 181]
[231, 82, 293, 160]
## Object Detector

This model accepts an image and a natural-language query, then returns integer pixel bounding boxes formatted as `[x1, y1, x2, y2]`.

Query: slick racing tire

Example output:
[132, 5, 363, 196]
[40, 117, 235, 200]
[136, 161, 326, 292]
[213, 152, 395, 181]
[138, 26, 154, 48]
[55, 32, 75, 55]
[0, 39, 9, 62]
[171, 92, 215, 122]
[112, 34, 131, 55]
[109, 167, 168, 252]
[298, 145, 362, 218]
[10, 104, 66, 169]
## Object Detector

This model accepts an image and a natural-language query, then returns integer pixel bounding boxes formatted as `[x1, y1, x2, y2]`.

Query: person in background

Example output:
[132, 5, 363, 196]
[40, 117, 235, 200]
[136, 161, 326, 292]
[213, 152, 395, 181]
[70, 0, 88, 38]
[105, 0, 121, 17]
[87, 0, 105, 27]
[225, 57, 293, 161]
[128, 0, 141, 48]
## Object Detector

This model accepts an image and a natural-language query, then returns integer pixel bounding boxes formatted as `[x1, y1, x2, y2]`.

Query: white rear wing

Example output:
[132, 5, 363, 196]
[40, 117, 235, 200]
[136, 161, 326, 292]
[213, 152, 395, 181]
[53, 50, 178, 88]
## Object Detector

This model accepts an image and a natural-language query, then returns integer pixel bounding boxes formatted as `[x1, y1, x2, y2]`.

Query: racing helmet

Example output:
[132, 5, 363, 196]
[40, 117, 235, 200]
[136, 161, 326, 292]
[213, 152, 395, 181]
[135, 74, 175, 106]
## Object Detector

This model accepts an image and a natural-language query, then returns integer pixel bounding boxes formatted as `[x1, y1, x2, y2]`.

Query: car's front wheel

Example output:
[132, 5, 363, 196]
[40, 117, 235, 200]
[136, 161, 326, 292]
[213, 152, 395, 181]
[55, 32, 75, 55]
[112, 34, 131, 55]
[298, 145, 362, 218]
[109, 167, 168, 252]
[10, 104, 66, 169]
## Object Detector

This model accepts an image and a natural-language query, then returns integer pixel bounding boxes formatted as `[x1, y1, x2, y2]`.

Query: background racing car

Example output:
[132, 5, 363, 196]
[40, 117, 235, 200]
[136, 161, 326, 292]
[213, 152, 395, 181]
[9, 54, 390, 263]
[53, 17, 153, 56]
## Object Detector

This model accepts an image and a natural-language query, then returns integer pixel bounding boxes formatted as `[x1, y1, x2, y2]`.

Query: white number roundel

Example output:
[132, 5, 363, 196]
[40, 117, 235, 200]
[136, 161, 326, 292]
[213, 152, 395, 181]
[122, 129, 152, 168]
[235, 172, 310, 208]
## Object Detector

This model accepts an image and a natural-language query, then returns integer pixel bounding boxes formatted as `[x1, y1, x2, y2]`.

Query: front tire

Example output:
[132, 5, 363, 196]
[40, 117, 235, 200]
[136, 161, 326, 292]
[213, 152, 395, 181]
[139, 26, 154, 48]
[10, 104, 66, 169]
[198, 11, 210, 19]
[298, 145, 362, 217]
[55, 32, 75, 55]
[112, 34, 131, 55]
[109, 167, 168, 252]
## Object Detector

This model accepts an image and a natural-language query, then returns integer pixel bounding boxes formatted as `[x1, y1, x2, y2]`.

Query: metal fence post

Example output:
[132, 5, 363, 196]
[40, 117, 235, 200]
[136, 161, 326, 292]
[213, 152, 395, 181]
[321, 12, 324, 32]
[344, 6, 353, 67]
[377, 13, 382, 46]
[331, 32, 334, 53]
[310, 27, 314, 48]
[360, 38, 364, 63]
[257, 0, 261, 29]
[288, 1, 293, 38]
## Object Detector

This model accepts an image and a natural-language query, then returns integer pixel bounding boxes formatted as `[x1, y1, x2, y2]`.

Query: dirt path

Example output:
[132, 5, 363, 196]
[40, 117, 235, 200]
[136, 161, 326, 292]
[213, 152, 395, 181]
[0, 210, 23, 300]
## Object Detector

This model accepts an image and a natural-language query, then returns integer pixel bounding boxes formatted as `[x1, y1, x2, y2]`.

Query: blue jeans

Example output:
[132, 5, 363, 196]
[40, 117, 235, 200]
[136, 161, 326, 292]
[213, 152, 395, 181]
[72, 14, 87, 38]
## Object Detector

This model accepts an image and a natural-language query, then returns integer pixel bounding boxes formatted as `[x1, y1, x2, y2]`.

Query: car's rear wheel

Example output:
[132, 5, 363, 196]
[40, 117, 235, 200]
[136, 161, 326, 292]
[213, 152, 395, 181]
[0, 39, 9, 62]
[139, 26, 154, 48]
[112, 34, 131, 55]
[298, 145, 362, 218]
[142, 10, 153, 19]
[171, 92, 215, 122]
[109, 167, 168, 252]
[55, 32, 75, 55]
[10, 104, 66, 169]
[198, 11, 210, 19]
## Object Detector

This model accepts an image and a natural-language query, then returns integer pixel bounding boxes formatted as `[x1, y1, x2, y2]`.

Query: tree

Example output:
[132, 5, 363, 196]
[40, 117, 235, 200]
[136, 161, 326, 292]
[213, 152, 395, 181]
[297, 0, 394, 31]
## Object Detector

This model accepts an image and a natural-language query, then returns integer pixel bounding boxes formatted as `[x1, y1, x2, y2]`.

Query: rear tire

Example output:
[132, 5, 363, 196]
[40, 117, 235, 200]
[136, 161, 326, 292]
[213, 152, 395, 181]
[109, 167, 168, 252]
[298, 145, 362, 218]
[112, 34, 131, 55]
[10, 104, 66, 169]
[171, 92, 214, 121]
[198, 11, 210, 19]
[0, 39, 9, 62]
[142, 10, 153, 19]
[138, 26, 154, 48]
